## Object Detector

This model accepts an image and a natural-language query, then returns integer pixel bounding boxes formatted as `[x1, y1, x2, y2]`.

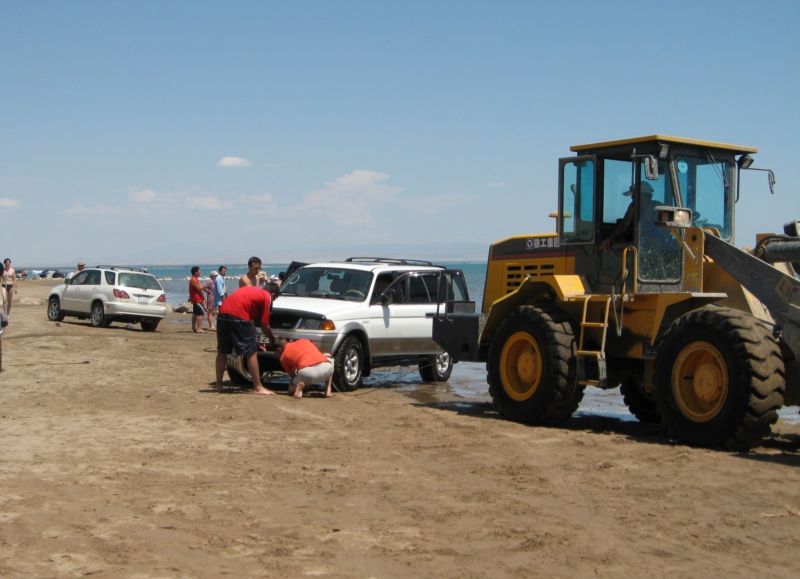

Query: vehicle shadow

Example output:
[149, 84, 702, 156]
[58, 320, 147, 332]
[412, 399, 800, 463]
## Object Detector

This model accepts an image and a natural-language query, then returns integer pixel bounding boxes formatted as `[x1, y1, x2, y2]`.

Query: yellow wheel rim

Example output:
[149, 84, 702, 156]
[671, 341, 729, 423]
[499, 331, 543, 401]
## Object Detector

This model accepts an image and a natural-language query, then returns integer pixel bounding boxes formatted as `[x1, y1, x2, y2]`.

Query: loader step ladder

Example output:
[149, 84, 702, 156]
[572, 294, 611, 387]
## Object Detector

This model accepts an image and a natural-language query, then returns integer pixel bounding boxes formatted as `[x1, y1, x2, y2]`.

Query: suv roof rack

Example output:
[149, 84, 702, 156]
[345, 257, 434, 266]
[94, 265, 150, 273]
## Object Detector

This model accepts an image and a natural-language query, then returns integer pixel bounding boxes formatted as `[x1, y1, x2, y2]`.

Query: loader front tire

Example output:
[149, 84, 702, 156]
[487, 305, 583, 425]
[654, 306, 785, 450]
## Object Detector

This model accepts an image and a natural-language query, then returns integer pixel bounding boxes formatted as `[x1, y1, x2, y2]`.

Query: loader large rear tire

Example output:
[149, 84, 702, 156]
[654, 306, 785, 450]
[487, 305, 584, 425]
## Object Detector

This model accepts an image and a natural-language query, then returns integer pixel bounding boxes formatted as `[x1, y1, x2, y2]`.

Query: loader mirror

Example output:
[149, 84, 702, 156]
[654, 205, 692, 228]
[644, 155, 659, 180]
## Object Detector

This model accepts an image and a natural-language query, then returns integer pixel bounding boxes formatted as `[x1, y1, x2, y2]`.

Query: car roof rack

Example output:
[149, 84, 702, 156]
[94, 265, 150, 273]
[345, 257, 434, 266]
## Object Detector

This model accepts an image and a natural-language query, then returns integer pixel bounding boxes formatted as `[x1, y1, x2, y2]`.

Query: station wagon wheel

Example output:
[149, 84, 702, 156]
[141, 319, 160, 332]
[333, 336, 364, 392]
[419, 352, 453, 382]
[47, 297, 65, 322]
[90, 302, 110, 327]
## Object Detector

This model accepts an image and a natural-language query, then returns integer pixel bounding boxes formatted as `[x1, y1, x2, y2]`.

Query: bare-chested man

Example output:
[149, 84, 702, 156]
[239, 256, 262, 288]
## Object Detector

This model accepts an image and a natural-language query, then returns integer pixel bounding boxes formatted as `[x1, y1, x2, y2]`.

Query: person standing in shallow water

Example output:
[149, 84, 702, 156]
[2, 258, 17, 318]
[188, 266, 206, 333]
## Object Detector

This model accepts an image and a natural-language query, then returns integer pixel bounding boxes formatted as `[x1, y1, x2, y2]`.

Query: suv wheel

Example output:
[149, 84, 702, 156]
[419, 352, 453, 382]
[90, 302, 110, 327]
[333, 336, 364, 392]
[47, 297, 65, 322]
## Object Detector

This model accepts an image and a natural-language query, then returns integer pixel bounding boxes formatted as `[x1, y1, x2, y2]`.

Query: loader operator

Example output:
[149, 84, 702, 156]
[601, 181, 654, 251]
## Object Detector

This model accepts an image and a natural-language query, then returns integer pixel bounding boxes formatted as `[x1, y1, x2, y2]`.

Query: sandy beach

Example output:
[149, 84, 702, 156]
[1, 279, 799, 577]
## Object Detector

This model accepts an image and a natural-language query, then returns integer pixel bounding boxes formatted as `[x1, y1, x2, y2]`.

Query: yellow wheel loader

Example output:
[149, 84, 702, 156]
[433, 135, 800, 449]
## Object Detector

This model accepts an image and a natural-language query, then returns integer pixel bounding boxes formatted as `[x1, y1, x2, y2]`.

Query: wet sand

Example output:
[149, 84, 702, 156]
[1, 280, 799, 577]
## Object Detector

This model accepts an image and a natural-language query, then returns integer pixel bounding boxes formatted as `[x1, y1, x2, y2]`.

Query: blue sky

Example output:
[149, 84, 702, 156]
[1, 0, 798, 266]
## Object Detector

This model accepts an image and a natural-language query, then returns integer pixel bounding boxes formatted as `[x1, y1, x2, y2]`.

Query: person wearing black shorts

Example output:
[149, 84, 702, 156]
[214, 284, 278, 395]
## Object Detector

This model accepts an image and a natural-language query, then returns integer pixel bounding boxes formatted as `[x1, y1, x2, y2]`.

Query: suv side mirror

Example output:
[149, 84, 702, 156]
[380, 292, 393, 305]
[64, 277, 72, 286]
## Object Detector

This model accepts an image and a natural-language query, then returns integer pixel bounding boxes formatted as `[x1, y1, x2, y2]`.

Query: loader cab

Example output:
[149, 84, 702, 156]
[558, 135, 745, 292]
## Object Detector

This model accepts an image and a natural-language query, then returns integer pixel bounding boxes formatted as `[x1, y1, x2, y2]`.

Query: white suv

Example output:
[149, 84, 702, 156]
[47, 266, 168, 331]
[226, 258, 472, 391]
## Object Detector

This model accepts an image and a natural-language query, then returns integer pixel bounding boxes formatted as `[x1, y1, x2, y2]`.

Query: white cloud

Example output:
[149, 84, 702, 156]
[0, 198, 20, 208]
[130, 188, 158, 203]
[299, 170, 400, 226]
[185, 194, 233, 210]
[217, 156, 253, 168]
[487, 181, 506, 189]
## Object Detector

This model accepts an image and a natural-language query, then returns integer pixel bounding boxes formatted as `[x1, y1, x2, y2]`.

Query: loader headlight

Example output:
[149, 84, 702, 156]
[654, 206, 693, 229]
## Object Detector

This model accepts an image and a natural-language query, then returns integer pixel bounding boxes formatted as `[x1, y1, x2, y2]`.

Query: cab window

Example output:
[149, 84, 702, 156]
[559, 157, 595, 243]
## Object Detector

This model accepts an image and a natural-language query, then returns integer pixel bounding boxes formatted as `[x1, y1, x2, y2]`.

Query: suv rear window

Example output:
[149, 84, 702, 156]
[118, 272, 162, 290]
[104, 271, 115, 285]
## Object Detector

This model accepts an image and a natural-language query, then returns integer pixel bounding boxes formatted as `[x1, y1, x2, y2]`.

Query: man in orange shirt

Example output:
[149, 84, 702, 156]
[215, 285, 277, 395]
[277, 338, 334, 399]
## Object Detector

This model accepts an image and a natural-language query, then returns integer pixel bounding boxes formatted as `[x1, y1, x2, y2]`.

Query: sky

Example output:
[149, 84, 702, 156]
[1, 0, 799, 266]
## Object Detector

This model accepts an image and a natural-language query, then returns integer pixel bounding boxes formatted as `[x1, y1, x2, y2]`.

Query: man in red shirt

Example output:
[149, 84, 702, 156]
[215, 285, 277, 395]
[188, 266, 206, 333]
[277, 338, 334, 399]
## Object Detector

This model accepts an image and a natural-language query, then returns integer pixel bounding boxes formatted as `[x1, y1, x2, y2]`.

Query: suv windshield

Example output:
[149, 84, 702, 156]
[281, 267, 373, 301]
[118, 272, 162, 290]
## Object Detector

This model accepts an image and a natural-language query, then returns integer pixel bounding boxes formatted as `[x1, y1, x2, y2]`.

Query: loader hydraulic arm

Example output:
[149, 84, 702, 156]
[704, 233, 800, 356]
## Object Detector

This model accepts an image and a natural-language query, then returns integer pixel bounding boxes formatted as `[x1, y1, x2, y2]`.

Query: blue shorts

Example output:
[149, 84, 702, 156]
[217, 314, 258, 357]
[192, 302, 206, 316]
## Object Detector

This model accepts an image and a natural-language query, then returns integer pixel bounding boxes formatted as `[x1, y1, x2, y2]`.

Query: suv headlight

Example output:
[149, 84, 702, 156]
[298, 318, 336, 330]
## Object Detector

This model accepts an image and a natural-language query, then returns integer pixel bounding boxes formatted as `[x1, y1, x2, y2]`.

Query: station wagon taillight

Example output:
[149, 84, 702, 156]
[113, 289, 130, 299]
[157, 294, 166, 303]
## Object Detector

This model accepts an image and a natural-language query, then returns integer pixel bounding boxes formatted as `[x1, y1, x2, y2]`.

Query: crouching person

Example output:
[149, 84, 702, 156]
[276, 338, 333, 398]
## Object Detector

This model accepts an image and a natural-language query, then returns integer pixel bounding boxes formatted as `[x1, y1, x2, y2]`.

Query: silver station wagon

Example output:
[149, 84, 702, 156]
[47, 266, 168, 331]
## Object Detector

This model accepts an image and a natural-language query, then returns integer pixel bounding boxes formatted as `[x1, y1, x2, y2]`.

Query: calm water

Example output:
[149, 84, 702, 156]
[148, 261, 798, 426]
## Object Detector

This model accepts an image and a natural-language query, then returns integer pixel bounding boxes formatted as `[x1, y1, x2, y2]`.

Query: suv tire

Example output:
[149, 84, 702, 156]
[419, 352, 453, 382]
[47, 297, 65, 322]
[333, 336, 364, 392]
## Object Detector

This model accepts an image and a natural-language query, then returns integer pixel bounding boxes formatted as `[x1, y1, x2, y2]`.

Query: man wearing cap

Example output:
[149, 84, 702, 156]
[214, 284, 279, 395]
[66, 261, 85, 281]
[601, 182, 654, 251]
